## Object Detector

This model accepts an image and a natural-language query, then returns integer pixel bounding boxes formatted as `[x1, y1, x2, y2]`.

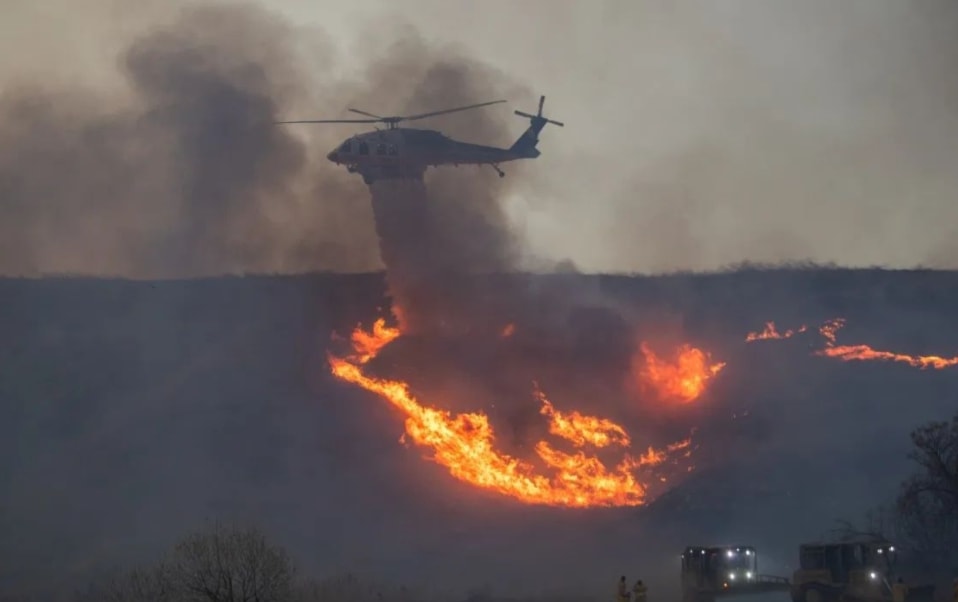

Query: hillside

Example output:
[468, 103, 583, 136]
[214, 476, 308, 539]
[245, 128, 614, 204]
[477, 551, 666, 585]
[1, 268, 956, 598]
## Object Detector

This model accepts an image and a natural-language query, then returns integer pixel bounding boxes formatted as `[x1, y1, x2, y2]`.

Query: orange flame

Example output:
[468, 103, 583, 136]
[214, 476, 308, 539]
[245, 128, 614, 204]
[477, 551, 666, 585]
[751, 316, 958, 371]
[814, 318, 958, 369]
[638, 343, 726, 404]
[327, 320, 694, 508]
[745, 321, 807, 342]
[818, 318, 846, 346]
[537, 388, 630, 448]
[348, 318, 401, 364]
[816, 345, 958, 369]
[500, 323, 516, 338]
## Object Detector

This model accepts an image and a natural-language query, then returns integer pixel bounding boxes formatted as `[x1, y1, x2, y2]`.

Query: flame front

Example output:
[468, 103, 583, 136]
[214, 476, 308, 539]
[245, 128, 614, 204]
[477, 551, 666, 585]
[813, 318, 958, 369]
[745, 321, 807, 342]
[327, 319, 693, 508]
[637, 343, 726, 404]
[749, 317, 958, 370]
[537, 388, 631, 448]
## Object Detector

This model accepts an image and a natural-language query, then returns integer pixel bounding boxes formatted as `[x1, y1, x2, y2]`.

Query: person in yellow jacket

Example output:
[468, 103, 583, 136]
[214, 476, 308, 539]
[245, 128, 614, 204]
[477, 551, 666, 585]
[617, 576, 629, 602]
[632, 579, 647, 602]
[891, 577, 908, 602]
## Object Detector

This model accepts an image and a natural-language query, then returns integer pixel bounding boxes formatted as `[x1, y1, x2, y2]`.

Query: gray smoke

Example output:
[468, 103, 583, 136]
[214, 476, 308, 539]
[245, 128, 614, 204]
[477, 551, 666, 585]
[354, 38, 534, 334]
[0, 6, 514, 277]
[0, 4, 383, 277]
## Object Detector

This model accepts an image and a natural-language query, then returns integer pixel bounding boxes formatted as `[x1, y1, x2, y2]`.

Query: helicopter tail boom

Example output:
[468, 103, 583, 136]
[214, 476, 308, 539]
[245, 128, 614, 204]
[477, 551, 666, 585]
[509, 95, 563, 158]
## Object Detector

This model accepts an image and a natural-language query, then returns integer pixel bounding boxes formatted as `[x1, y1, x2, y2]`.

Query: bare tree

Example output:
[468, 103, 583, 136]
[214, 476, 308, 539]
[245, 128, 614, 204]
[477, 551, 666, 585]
[831, 505, 897, 542]
[295, 573, 419, 602]
[895, 411, 958, 571]
[75, 565, 175, 602]
[165, 522, 296, 602]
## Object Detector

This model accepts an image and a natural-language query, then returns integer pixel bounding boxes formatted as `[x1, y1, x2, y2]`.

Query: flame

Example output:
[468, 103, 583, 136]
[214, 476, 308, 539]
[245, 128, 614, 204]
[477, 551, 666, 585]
[500, 323, 516, 338]
[537, 388, 630, 448]
[816, 345, 958, 369]
[818, 318, 846, 346]
[637, 343, 726, 404]
[745, 321, 807, 342]
[752, 316, 958, 370]
[814, 318, 958, 369]
[348, 318, 401, 364]
[327, 320, 694, 508]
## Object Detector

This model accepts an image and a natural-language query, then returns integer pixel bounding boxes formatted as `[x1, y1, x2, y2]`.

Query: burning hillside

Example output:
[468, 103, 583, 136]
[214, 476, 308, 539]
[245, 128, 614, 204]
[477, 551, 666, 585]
[328, 318, 694, 508]
[326, 171, 958, 509]
[4, 270, 958, 594]
[746, 318, 958, 369]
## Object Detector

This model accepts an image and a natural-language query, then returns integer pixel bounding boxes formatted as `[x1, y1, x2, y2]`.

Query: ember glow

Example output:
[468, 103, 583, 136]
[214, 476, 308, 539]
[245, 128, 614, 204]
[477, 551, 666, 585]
[637, 343, 726, 404]
[327, 319, 694, 508]
[745, 321, 807, 342]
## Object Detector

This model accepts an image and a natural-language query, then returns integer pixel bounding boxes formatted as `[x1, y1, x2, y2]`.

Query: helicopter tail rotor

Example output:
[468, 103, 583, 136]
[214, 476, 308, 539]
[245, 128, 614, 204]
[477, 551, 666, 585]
[509, 94, 562, 158]
[514, 95, 564, 128]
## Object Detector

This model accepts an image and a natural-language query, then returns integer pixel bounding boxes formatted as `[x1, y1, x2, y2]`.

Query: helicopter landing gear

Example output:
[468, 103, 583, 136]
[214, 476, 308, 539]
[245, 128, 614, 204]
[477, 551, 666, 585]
[490, 163, 505, 178]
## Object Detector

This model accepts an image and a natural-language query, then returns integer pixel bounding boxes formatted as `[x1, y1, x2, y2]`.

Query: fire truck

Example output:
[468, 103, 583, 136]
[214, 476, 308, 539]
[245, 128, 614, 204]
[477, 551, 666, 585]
[681, 545, 791, 602]
[790, 540, 935, 602]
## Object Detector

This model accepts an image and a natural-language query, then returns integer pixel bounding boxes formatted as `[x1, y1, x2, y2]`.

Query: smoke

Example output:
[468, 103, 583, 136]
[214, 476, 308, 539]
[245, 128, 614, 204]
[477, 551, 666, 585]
[0, 3, 389, 277]
[0, 3, 532, 278]
[354, 39, 532, 334]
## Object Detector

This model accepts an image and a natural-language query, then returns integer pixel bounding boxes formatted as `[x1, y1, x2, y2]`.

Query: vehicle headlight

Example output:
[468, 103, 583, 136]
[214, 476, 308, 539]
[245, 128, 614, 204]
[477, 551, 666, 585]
[869, 572, 877, 580]
[746, 572, 753, 580]
[729, 573, 736, 581]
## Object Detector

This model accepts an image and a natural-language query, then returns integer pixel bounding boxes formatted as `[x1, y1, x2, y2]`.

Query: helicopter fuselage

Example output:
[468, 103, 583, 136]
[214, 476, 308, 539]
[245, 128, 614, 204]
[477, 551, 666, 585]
[278, 94, 562, 185]
[326, 127, 537, 185]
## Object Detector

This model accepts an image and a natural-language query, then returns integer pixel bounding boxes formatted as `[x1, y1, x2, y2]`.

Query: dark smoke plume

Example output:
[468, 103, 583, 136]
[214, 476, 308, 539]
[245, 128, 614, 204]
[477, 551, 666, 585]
[0, 3, 381, 278]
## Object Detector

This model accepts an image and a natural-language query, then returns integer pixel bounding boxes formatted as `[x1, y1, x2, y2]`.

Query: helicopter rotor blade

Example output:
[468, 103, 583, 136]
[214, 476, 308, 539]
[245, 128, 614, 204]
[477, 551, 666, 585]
[348, 108, 383, 119]
[514, 110, 564, 127]
[399, 99, 507, 122]
[274, 118, 380, 124]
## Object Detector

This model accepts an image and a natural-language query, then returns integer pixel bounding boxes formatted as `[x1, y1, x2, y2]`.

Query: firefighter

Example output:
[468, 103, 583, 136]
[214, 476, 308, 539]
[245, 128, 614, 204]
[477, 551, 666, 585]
[632, 579, 647, 602]
[892, 577, 908, 602]
[617, 576, 629, 602]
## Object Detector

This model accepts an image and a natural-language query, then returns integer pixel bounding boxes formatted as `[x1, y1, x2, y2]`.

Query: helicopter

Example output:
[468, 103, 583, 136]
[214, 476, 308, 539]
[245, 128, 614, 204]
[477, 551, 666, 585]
[275, 95, 562, 185]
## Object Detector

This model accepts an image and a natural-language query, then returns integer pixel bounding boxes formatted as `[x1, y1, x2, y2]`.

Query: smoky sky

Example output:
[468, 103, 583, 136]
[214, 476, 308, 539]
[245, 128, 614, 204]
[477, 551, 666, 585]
[0, 2, 538, 278]
[314, 0, 958, 274]
[6, 1, 958, 276]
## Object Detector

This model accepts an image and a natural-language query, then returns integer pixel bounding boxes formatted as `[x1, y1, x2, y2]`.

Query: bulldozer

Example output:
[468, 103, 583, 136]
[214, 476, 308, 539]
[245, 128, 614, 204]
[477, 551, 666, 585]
[789, 539, 936, 602]
[681, 545, 792, 602]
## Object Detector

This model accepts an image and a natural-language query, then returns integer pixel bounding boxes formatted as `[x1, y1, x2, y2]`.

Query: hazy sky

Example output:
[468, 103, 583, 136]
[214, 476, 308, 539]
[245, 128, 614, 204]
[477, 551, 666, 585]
[3, 0, 958, 274]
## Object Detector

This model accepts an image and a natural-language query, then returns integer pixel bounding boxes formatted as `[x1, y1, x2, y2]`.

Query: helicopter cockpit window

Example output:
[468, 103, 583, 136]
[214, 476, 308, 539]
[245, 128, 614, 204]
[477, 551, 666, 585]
[339, 140, 352, 153]
[376, 143, 387, 155]
[358, 142, 369, 155]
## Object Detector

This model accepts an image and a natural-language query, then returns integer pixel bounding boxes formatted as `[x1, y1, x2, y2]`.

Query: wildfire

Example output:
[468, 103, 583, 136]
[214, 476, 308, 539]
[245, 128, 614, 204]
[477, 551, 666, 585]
[745, 321, 807, 342]
[750, 316, 958, 370]
[537, 388, 630, 448]
[637, 343, 726, 404]
[812, 317, 958, 369]
[327, 319, 694, 508]
[818, 318, 846, 346]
